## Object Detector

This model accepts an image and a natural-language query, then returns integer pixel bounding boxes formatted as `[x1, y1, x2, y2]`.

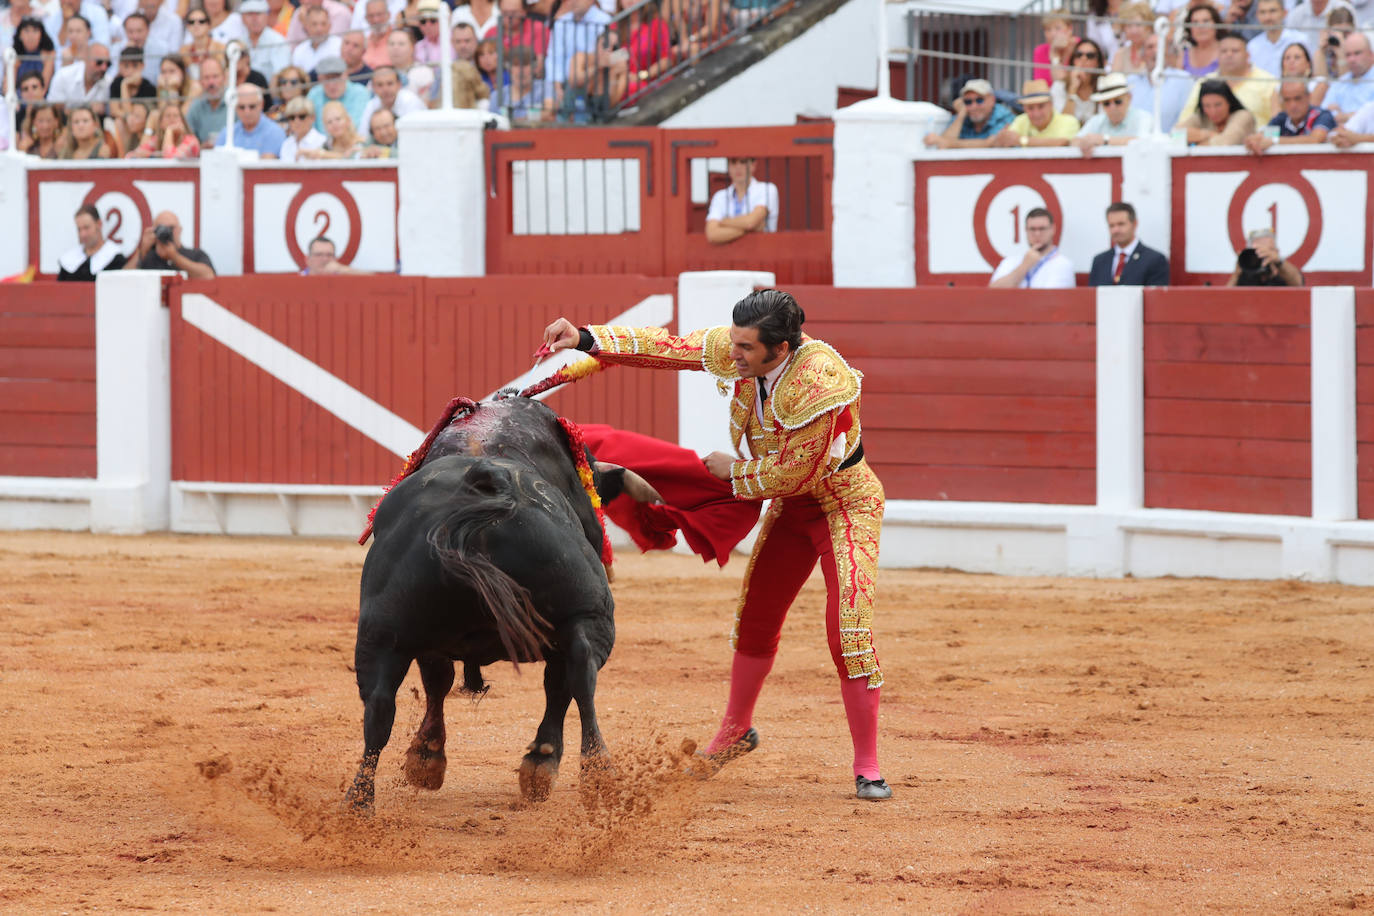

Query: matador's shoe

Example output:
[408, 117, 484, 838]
[855, 776, 892, 800]
[686, 727, 760, 780]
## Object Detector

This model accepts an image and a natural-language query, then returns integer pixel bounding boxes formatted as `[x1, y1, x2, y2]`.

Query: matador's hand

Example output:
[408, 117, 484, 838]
[538, 317, 581, 362]
[702, 451, 734, 481]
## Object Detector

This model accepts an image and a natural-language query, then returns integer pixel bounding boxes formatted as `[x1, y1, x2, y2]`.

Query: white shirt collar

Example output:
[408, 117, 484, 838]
[755, 351, 792, 421]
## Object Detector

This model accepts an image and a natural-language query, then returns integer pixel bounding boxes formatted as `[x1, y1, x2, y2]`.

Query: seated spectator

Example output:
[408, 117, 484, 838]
[203, 0, 246, 46]
[359, 0, 393, 70]
[358, 65, 425, 137]
[57, 103, 111, 158]
[362, 107, 398, 156]
[1180, 4, 1222, 77]
[307, 56, 373, 134]
[1227, 227, 1302, 286]
[17, 71, 48, 115]
[338, 31, 374, 85]
[18, 101, 64, 157]
[544, 0, 612, 121]
[452, 21, 478, 62]
[214, 83, 285, 155]
[414, 0, 443, 64]
[110, 47, 156, 122]
[113, 98, 154, 156]
[1269, 42, 1329, 116]
[1179, 78, 1256, 143]
[1009, 79, 1081, 146]
[127, 101, 201, 158]
[1329, 97, 1374, 146]
[449, 58, 491, 108]
[1032, 9, 1077, 84]
[454, 0, 499, 39]
[14, 16, 57, 89]
[475, 37, 501, 91]
[124, 211, 215, 277]
[601, 0, 671, 107]
[386, 27, 433, 97]
[227, 39, 273, 106]
[241, 0, 289, 83]
[1074, 73, 1154, 151]
[1246, 79, 1335, 152]
[923, 78, 1016, 149]
[1084, 0, 1122, 62]
[58, 204, 127, 281]
[302, 236, 373, 275]
[498, 0, 549, 54]
[291, 6, 341, 75]
[301, 99, 365, 158]
[1314, 7, 1357, 88]
[185, 54, 229, 145]
[47, 41, 111, 107]
[1325, 31, 1374, 122]
[286, 0, 352, 43]
[268, 65, 308, 120]
[1175, 31, 1274, 126]
[704, 156, 779, 245]
[1110, 2, 1157, 75]
[989, 206, 1076, 289]
[1054, 38, 1107, 124]
[1125, 32, 1195, 130]
[179, 8, 225, 82]
[278, 97, 326, 161]
[1246, 0, 1308, 78]
[1285, 0, 1357, 44]
[157, 53, 202, 110]
[489, 43, 544, 120]
[55, 11, 93, 73]
[663, 0, 720, 61]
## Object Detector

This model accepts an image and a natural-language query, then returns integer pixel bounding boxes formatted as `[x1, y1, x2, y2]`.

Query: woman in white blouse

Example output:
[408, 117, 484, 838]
[278, 96, 326, 162]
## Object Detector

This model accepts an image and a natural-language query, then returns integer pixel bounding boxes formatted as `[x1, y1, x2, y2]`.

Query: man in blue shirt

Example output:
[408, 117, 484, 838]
[923, 79, 1017, 149]
[306, 55, 374, 134]
[1325, 31, 1374, 122]
[542, 0, 611, 120]
[1245, 79, 1336, 154]
[214, 84, 287, 156]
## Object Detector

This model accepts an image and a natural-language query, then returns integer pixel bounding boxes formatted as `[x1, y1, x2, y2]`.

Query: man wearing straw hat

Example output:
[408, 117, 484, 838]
[1073, 73, 1155, 152]
[1008, 78, 1080, 146]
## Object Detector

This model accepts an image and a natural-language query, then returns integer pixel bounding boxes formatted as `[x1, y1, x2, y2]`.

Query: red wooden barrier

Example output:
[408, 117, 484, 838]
[0, 283, 97, 479]
[790, 286, 1097, 504]
[169, 275, 675, 485]
[1143, 288, 1311, 516]
[1358, 290, 1374, 520]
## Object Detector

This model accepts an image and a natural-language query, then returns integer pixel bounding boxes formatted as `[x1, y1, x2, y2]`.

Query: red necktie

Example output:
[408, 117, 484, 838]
[1113, 250, 1127, 283]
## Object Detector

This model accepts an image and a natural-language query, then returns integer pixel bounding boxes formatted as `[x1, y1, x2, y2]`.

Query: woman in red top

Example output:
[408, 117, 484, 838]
[602, 0, 672, 108]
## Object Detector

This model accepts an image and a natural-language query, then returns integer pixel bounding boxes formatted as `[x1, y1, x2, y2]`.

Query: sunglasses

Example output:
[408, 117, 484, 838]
[92, 58, 110, 66]
[419, 15, 438, 22]
[280, 77, 302, 85]
[186, 16, 208, 23]
[1103, 96, 1127, 107]
[1073, 50, 1099, 59]
[962, 94, 988, 103]
[287, 112, 312, 120]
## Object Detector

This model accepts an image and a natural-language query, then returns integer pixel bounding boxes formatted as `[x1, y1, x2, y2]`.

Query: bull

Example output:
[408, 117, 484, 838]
[344, 395, 649, 813]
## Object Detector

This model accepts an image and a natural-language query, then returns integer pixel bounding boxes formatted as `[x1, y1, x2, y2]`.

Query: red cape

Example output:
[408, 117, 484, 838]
[581, 425, 760, 567]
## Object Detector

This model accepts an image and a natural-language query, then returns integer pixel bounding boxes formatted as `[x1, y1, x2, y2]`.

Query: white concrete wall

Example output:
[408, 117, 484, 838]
[661, 0, 879, 128]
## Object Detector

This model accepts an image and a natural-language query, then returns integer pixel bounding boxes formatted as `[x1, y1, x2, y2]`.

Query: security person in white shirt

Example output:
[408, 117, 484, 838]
[705, 156, 780, 244]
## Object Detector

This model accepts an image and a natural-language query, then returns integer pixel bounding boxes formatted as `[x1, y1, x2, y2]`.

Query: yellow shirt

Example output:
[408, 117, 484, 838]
[1174, 68, 1275, 128]
[1009, 111, 1082, 139]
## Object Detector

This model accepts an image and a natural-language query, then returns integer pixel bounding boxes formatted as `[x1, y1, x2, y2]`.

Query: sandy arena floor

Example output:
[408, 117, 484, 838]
[1, 531, 1371, 913]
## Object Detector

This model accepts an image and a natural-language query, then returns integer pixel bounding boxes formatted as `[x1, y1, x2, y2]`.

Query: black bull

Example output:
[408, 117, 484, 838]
[345, 397, 642, 812]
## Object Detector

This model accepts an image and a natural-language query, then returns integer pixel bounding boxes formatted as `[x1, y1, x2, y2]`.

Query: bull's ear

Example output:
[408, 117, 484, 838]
[592, 464, 627, 503]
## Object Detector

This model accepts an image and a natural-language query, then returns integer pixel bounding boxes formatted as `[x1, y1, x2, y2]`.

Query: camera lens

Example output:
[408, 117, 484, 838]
[155, 225, 173, 243]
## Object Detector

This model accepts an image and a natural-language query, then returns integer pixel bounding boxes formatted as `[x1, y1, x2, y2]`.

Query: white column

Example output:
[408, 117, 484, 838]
[397, 109, 488, 276]
[1310, 286, 1357, 521]
[199, 148, 245, 275]
[1096, 285, 1145, 512]
[831, 97, 950, 287]
[675, 270, 775, 455]
[0, 154, 28, 279]
[91, 271, 174, 533]
[1120, 135, 1173, 261]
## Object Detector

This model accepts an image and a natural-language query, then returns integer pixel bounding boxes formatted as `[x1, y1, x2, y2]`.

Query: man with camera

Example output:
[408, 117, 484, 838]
[1226, 227, 1302, 287]
[123, 211, 216, 279]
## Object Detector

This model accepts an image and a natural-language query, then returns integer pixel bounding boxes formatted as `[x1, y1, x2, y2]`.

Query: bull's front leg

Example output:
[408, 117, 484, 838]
[403, 655, 454, 791]
[345, 644, 413, 814]
[519, 654, 571, 802]
[564, 616, 615, 803]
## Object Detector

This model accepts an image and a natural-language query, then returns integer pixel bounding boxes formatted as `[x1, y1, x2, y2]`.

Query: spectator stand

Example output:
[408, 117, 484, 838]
[484, 120, 831, 282]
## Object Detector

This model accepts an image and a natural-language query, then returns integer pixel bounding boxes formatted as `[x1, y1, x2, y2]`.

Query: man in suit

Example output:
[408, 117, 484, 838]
[1089, 201, 1170, 286]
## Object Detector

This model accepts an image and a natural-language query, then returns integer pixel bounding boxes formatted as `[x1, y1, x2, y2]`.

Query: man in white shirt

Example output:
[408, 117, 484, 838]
[47, 42, 113, 108]
[989, 207, 1076, 289]
[1330, 95, 1374, 142]
[1285, 0, 1356, 35]
[132, 0, 183, 78]
[350, 0, 405, 31]
[240, 0, 288, 82]
[286, 0, 352, 43]
[1248, 0, 1310, 75]
[705, 156, 780, 244]
[1073, 73, 1155, 152]
[358, 65, 425, 139]
[291, 4, 342, 74]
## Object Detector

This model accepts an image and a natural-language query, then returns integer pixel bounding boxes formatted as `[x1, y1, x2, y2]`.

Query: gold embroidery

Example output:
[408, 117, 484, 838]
[771, 341, 861, 431]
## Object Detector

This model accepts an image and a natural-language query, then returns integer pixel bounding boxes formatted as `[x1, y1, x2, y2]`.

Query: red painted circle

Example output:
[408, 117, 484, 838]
[1225, 173, 1322, 269]
[81, 177, 154, 239]
[971, 176, 1064, 270]
[283, 181, 363, 268]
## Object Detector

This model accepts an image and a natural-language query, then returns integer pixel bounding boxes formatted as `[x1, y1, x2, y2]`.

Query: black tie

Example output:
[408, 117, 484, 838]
[758, 379, 768, 401]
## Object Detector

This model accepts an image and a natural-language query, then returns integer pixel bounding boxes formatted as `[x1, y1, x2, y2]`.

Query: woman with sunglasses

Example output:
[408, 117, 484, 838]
[277, 95, 325, 161]
[158, 53, 202, 111]
[180, 8, 225, 81]
[268, 65, 309, 120]
[57, 103, 111, 159]
[1053, 38, 1107, 123]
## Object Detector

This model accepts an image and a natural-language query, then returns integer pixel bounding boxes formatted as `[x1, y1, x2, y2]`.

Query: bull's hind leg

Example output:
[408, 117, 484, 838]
[564, 616, 615, 801]
[345, 646, 412, 814]
[519, 654, 571, 802]
[403, 655, 454, 791]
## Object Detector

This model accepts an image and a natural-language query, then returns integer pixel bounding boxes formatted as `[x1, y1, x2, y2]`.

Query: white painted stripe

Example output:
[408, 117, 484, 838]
[487, 294, 675, 401]
[181, 294, 425, 458]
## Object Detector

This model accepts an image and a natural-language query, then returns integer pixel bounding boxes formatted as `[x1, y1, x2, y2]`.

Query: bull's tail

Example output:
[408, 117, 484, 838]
[425, 467, 551, 667]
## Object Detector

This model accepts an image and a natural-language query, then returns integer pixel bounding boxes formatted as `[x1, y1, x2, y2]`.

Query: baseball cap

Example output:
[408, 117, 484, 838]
[317, 55, 347, 75]
[239, 0, 269, 12]
[961, 78, 994, 98]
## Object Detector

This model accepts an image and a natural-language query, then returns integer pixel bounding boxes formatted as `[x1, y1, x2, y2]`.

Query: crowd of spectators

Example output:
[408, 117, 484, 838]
[923, 1, 1374, 155]
[1, 0, 789, 152]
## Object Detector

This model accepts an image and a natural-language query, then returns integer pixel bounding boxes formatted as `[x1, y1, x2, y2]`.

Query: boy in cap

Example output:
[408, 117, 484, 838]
[923, 78, 1017, 149]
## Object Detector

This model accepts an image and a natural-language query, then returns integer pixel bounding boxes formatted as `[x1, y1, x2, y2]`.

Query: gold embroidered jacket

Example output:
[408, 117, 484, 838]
[585, 325, 864, 500]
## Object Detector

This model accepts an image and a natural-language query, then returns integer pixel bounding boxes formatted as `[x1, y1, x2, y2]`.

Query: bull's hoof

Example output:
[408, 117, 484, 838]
[343, 782, 376, 816]
[519, 744, 560, 802]
[403, 736, 447, 790]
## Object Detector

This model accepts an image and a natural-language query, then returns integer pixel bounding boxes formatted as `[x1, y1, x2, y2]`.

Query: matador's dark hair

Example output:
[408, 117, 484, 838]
[731, 289, 805, 351]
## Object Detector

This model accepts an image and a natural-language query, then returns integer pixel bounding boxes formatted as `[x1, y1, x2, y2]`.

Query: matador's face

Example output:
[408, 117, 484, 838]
[728, 325, 789, 380]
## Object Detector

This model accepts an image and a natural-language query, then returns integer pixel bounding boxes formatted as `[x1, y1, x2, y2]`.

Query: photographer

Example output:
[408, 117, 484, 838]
[123, 211, 216, 278]
[1226, 227, 1302, 286]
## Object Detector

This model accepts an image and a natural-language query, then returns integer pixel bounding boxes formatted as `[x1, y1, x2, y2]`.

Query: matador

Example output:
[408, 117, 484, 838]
[541, 289, 890, 801]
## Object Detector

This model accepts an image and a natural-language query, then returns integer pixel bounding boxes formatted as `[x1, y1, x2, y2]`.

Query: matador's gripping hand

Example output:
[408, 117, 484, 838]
[536, 317, 582, 363]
